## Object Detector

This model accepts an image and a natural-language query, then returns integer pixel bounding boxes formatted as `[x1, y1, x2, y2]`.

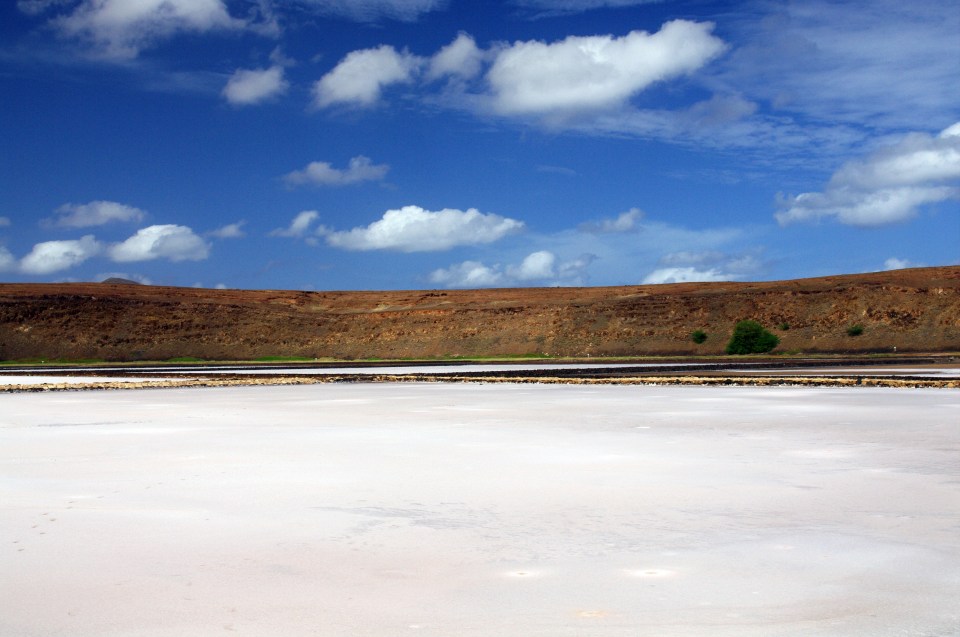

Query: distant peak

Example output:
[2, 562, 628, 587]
[100, 277, 142, 285]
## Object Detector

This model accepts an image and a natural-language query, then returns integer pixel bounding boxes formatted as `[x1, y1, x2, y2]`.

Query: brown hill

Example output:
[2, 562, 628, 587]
[1, 267, 958, 361]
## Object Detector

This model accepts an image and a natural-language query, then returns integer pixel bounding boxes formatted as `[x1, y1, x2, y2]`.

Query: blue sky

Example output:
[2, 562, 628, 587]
[1, 0, 958, 291]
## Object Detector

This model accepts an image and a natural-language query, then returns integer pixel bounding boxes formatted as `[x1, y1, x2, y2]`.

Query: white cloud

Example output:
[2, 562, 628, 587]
[0, 216, 10, 227]
[222, 66, 288, 105]
[0, 246, 16, 272]
[109, 224, 209, 262]
[293, 0, 446, 22]
[487, 21, 726, 116]
[883, 257, 923, 271]
[50, 0, 243, 60]
[776, 122, 960, 226]
[269, 211, 320, 238]
[209, 221, 246, 239]
[323, 205, 523, 252]
[578, 207, 642, 233]
[511, 0, 662, 15]
[720, 0, 960, 131]
[20, 235, 101, 274]
[313, 46, 421, 108]
[642, 249, 762, 284]
[427, 33, 484, 80]
[430, 250, 594, 288]
[429, 260, 504, 288]
[642, 267, 730, 285]
[283, 156, 389, 187]
[507, 250, 556, 280]
[47, 200, 146, 228]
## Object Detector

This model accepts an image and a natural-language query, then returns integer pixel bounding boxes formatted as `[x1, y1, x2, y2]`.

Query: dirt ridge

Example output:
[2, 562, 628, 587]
[1, 266, 958, 361]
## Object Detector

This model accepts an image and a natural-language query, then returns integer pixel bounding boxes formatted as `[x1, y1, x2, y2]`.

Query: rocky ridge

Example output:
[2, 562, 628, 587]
[0, 266, 957, 361]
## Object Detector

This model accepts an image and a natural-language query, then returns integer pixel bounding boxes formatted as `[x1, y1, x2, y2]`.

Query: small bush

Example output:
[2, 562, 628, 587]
[726, 320, 780, 355]
[847, 324, 865, 337]
[778, 322, 790, 331]
[691, 330, 708, 344]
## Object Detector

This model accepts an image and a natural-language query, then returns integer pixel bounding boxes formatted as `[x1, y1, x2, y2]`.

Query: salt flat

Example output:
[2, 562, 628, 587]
[2, 383, 958, 636]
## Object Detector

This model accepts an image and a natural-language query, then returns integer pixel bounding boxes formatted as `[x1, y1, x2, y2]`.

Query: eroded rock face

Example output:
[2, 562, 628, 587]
[1, 267, 958, 360]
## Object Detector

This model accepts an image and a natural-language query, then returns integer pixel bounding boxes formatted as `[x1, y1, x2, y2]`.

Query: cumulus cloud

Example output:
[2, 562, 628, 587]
[427, 33, 484, 80]
[776, 122, 960, 226]
[323, 205, 523, 252]
[313, 46, 421, 108]
[47, 200, 146, 228]
[294, 0, 447, 22]
[19, 235, 101, 274]
[109, 224, 210, 262]
[487, 21, 726, 116]
[209, 221, 246, 239]
[507, 250, 556, 280]
[49, 0, 243, 60]
[430, 250, 594, 288]
[578, 208, 642, 233]
[269, 211, 321, 238]
[283, 156, 389, 187]
[222, 66, 288, 105]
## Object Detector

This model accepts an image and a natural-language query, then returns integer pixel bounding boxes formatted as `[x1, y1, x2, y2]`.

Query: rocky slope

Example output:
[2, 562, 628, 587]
[1, 267, 958, 361]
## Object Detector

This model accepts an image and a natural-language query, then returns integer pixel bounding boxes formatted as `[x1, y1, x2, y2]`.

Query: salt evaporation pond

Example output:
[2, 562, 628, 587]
[2, 382, 958, 636]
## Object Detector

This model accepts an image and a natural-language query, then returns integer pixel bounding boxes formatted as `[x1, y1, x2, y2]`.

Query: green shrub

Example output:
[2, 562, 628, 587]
[846, 324, 865, 337]
[778, 322, 790, 330]
[726, 320, 780, 355]
[691, 330, 708, 344]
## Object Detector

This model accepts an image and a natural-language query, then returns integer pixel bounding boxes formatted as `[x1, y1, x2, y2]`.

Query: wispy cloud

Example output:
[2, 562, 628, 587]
[718, 0, 960, 131]
[510, 0, 664, 18]
[208, 221, 246, 239]
[45, 200, 146, 228]
[269, 211, 321, 238]
[776, 122, 960, 226]
[578, 208, 642, 234]
[43, 0, 245, 60]
[0, 246, 19, 272]
[222, 66, 288, 106]
[883, 257, 923, 271]
[283, 156, 389, 187]
[290, 0, 448, 23]
[429, 250, 594, 288]
[642, 250, 762, 284]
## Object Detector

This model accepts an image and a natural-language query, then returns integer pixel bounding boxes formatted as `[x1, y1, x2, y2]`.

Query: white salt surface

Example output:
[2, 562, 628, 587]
[2, 384, 959, 636]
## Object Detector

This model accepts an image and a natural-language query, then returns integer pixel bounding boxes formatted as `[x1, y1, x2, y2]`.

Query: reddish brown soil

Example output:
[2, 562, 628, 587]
[1, 266, 958, 361]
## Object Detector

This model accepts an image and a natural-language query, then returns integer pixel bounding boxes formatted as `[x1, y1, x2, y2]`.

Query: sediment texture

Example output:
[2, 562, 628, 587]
[1, 266, 958, 360]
